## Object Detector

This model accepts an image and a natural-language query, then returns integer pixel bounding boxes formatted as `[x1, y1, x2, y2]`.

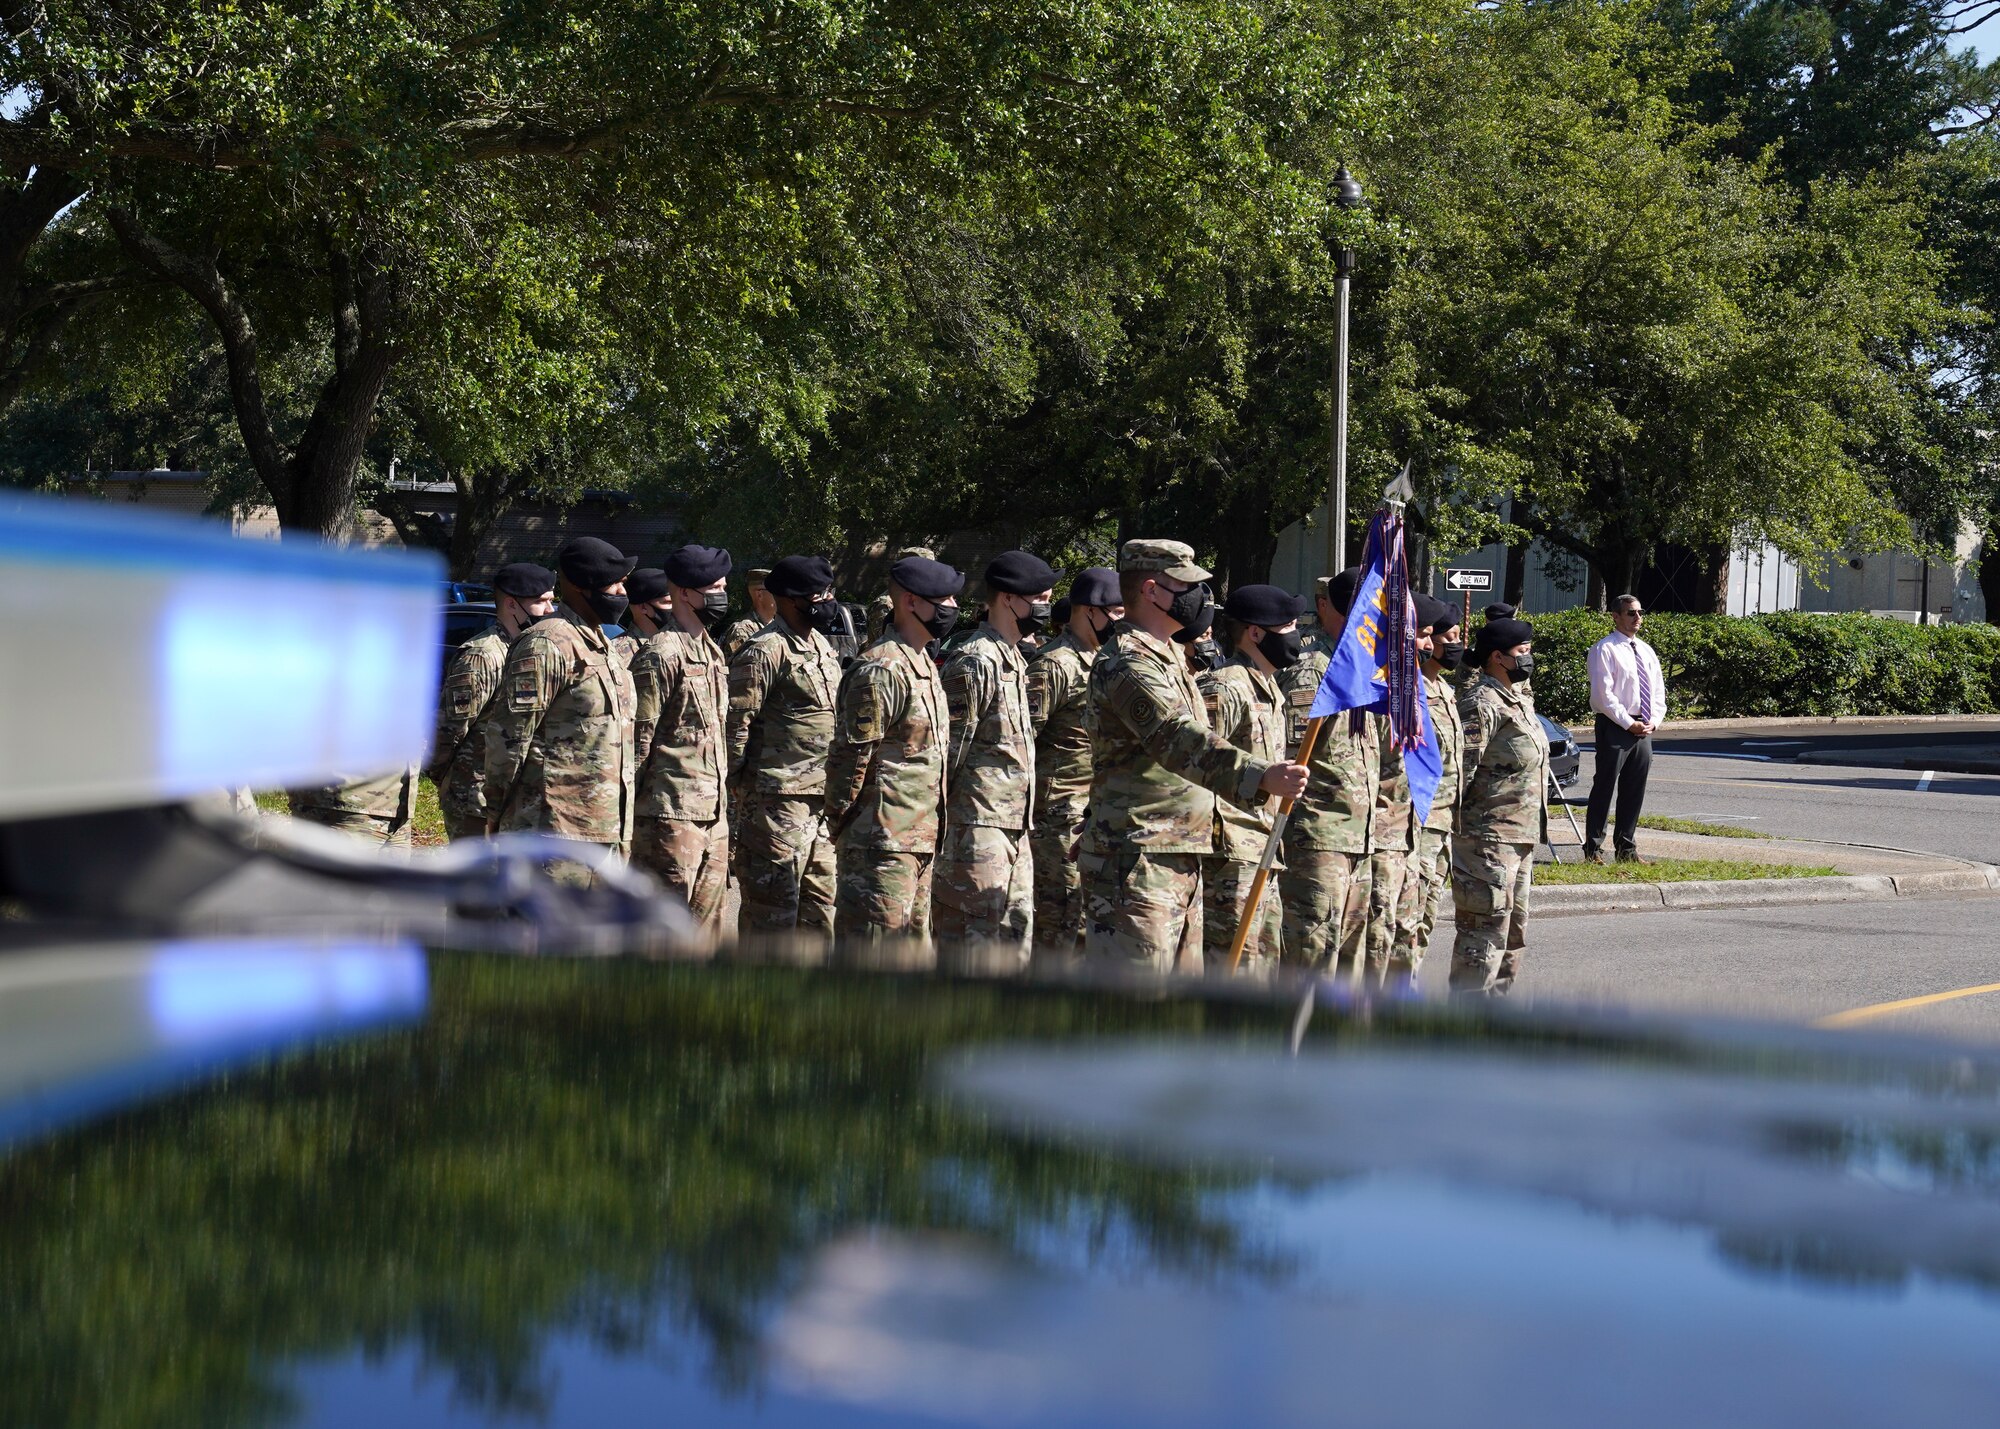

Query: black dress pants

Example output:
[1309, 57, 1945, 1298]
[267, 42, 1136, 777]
[1584, 716, 1652, 856]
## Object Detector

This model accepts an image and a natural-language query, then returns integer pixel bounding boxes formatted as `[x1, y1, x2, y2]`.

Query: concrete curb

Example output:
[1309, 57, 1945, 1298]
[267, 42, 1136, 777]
[1537, 866, 2000, 917]
[1563, 713, 2000, 741]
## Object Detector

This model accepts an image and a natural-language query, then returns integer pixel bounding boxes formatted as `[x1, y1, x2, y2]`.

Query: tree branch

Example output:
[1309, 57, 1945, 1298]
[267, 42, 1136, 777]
[105, 207, 293, 511]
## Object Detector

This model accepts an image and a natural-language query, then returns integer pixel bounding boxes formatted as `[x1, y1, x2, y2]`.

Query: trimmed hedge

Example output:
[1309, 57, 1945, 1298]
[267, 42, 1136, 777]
[1517, 609, 2000, 726]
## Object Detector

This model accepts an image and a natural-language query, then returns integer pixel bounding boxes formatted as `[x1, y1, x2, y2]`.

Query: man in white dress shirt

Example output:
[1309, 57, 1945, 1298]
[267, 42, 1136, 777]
[1583, 594, 1666, 863]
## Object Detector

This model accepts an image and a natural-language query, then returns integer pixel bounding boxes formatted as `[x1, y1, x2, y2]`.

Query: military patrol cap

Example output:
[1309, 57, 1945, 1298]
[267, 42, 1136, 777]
[1320, 566, 1363, 616]
[1069, 567, 1121, 608]
[984, 549, 1057, 595]
[1415, 592, 1459, 633]
[556, 536, 634, 590]
[664, 543, 732, 588]
[1224, 583, 1306, 629]
[766, 554, 835, 598]
[745, 567, 772, 589]
[894, 544, 937, 562]
[492, 562, 555, 599]
[889, 555, 964, 601]
[626, 567, 671, 604]
[1118, 538, 1210, 583]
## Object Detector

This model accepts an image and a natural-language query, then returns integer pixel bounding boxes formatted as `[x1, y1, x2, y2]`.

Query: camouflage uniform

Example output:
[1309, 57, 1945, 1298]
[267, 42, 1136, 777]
[729, 620, 842, 940]
[721, 616, 765, 660]
[1451, 672, 1549, 995]
[1197, 657, 1286, 974]
[289, 768, 418, 848]
[1080, 621, 1269, 971]
[934, 624, 1035, 950]
[1277, 635, 1380, 975]
[611, 630, 641, 668]
[631, 624, 732, 930]
[1026, 630, 1095, 953]
[1392, 670, 1466, 981]
[429, 622, 511, 840]
[826, 631, 948, 938]
[867, 546, 936, 647]
[484, 602, 638, 852]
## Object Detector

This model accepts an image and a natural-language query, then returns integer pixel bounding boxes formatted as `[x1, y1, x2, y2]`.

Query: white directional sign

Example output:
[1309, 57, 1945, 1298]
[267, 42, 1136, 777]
[1443, 568, 1493, 593]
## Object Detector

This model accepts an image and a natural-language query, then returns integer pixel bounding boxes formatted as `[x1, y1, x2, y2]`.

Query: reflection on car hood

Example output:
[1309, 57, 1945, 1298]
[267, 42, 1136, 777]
[1, 943, 1997, 1428]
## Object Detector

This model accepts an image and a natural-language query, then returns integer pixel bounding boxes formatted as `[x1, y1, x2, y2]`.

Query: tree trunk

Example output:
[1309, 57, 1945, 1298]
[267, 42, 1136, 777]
[1586, 563, 1606, 611]
[1213, 478, 1276, 595]
[1504, 540, 1527, 606]
[1698, 542, 1731, 615]
[110, 210, 402, 541]
[1979, 531, 2000, 626]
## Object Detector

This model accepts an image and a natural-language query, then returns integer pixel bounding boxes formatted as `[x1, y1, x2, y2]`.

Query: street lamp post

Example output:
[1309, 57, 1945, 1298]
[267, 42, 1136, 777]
[1327, 166, 1366, 575]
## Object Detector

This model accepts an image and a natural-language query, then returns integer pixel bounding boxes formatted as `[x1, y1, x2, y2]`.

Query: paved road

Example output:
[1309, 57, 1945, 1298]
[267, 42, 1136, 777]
[1417, 895, 2000, 1043]
[1458, 730, 2000, 1040]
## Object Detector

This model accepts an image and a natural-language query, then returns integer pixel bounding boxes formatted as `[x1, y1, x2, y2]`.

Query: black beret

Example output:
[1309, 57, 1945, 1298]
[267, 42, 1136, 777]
[1476, 615, 1533, 654]
[1483, 602, 1517, 621]
[626, 568, 671, 604]
[1414, 592, 1459, 633]
[1069, 567, 1121, 609]
[492, 562, 555, 600]
[664, 543, 732, 588]
[556, 536, 634, 590]
[1223, 583, 1306, 629]
[985, 549, 1057, 596]
[890, 556, 964, 601]
[766, 554, 835, 598]
[1321, 566, 1363, 616]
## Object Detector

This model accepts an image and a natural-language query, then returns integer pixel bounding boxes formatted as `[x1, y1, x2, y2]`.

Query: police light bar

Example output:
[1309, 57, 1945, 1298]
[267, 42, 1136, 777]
[0, 492, 443, 820]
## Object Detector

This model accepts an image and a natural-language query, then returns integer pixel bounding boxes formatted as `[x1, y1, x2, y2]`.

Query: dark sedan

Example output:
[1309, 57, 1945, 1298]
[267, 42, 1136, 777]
[1541, 713, 1581, 788]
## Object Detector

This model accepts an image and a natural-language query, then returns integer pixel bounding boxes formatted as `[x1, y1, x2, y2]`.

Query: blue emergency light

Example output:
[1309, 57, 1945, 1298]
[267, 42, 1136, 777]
[0, 492, 444, 819]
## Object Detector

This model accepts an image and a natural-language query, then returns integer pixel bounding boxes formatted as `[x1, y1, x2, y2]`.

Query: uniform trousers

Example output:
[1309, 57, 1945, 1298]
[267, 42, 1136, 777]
[1278, 848, 1370, 977]
[1450, 837, 1533, 995]
[1080, 845, 1203, 973]
[1029, 805, 1088, 956]
[1392, 829, 1452, 981]
[1201, 856, 1281, 975]
[631, 815, 731, 930]
[835, 842, 935, 940]
[1364, 843, 1411, 986]
[735, 793, 836, 941]
[932, 823, 1034, 952]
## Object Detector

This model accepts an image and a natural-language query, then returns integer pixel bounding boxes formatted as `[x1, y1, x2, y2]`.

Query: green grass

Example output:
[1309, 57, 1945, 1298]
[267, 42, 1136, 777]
[1635, 813, 1773, 840]
[1538, 857, 1836, 885]
[253, 777, 448, 846]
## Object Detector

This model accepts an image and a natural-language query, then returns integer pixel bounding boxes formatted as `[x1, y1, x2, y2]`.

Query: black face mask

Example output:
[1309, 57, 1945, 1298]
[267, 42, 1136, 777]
[696, 589, 730, 630]
[1508, 650, 1536, 681]
[1021, 598, 1052, 636]
[1165, 582, 1213, 634]
[809, 596, 846, 640]
[921, 601, 958, 642]
[587, 589, 629, 626]
[1257, 628, 1304, 669]
[1436, 640, 1465, 670]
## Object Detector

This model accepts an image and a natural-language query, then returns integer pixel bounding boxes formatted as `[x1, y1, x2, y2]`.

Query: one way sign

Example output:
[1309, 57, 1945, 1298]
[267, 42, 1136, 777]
[1443, 568, 1493, 593]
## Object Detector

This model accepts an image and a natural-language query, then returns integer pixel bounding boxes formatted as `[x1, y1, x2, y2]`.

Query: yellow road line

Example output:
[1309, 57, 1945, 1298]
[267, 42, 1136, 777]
[1813, 981, 2000, 1029]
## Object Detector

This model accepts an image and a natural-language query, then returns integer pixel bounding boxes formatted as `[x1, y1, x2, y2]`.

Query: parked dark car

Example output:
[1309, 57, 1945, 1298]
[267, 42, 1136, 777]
[1541, 713, 1581, 788]
[441, 601, 497, 677]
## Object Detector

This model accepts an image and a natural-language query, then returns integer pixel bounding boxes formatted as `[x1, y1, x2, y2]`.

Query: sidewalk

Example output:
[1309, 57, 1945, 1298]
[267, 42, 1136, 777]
[1534, 818, 2000, 915]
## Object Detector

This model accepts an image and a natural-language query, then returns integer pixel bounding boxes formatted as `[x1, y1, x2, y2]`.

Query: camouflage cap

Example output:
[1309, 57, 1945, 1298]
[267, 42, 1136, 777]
[1118, 538, 1210, 583]
[745, 567, 772, 589]
[893, 545, 937, 562]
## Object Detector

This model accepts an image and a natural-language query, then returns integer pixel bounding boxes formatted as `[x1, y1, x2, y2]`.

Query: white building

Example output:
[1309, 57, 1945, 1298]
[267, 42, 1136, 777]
[1270, 490, 1987, 622]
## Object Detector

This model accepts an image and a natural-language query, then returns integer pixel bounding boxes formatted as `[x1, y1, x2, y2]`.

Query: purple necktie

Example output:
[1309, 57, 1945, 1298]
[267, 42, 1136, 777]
[1636, 647, 1653, 724]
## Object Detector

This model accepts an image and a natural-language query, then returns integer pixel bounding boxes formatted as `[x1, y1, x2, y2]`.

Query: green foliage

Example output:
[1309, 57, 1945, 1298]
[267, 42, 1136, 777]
[1518, 610, 2000, 722]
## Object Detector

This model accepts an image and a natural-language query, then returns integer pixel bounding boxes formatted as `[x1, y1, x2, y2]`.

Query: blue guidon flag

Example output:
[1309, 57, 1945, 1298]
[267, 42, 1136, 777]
[1307, 506, 1444, 822]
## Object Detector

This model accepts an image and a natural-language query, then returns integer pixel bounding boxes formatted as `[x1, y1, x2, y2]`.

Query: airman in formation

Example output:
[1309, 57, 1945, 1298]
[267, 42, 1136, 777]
[404, 528, 1534, 988]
